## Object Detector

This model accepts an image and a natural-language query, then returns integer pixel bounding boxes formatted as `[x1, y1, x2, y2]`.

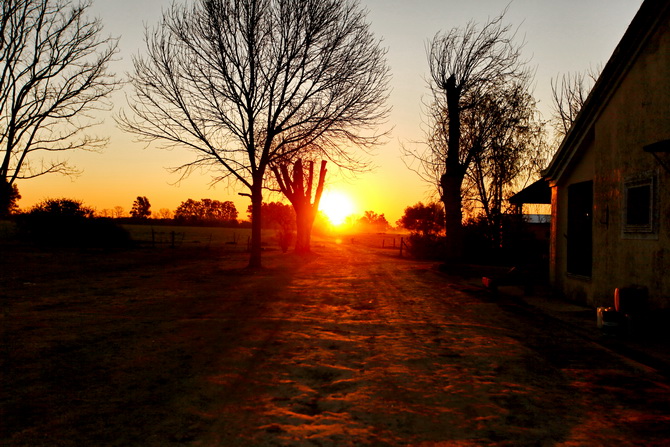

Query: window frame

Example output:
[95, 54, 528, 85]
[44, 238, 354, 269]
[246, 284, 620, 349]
[622, 171, 658, 238]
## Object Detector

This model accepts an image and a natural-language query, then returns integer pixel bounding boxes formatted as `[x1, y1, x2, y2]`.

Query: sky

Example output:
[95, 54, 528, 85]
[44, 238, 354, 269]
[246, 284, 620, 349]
[16, 0, 644, 224]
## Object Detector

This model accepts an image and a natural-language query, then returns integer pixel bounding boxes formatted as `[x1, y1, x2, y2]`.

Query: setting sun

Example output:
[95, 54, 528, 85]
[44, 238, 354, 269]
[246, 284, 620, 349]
[319, 191, 355, 226]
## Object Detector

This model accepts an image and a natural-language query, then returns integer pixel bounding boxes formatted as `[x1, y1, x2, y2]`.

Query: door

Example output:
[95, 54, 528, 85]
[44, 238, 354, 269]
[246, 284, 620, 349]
[566, 180, 593, 277]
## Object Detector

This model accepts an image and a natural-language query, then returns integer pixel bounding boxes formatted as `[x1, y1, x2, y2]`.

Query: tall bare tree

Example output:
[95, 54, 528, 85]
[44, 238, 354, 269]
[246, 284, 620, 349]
[550, 68, 600, 139]
[420, 9, 531, 260]
[0, 0, 118, 216]
[464, 84, 547, 245]
[119, 0, 390, 268]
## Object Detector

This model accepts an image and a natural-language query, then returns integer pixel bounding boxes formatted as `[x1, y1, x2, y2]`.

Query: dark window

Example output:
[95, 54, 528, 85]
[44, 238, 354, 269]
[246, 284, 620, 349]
[567, 180, 593, 277]
[623, 173, 655, 236]
[625, 184, 651, 226]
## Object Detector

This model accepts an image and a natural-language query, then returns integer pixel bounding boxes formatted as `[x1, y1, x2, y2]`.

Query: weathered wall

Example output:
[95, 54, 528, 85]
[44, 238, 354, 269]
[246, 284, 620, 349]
[593, 17, 670, 309]
[553, 17, 670, 309]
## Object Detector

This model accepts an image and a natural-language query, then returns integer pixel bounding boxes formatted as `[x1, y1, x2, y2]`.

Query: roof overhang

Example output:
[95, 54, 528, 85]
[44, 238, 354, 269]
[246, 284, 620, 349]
[508, 179, 551, 205]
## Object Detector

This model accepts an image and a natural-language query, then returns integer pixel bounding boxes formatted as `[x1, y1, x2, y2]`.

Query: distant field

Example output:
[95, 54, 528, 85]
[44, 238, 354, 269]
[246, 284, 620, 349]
[123, 224, 270, 250]
[0, 218, 408, 253]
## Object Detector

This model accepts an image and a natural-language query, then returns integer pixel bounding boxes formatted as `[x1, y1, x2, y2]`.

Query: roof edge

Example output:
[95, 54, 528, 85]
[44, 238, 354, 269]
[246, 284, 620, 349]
[543, 0, 670, 185]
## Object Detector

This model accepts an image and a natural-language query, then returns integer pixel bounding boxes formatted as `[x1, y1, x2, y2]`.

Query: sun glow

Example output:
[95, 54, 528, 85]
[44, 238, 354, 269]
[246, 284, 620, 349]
[319, 191, 355, 226]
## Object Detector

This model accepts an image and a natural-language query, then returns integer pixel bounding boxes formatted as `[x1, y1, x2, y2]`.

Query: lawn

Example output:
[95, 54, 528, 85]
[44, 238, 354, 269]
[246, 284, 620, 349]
[123, 223, 256, 250]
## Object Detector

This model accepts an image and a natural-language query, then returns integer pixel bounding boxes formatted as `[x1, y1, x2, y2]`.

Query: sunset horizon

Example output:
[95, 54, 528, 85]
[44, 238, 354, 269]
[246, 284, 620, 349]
[8, 0, 642, 225]
[5, 1, 670, 445]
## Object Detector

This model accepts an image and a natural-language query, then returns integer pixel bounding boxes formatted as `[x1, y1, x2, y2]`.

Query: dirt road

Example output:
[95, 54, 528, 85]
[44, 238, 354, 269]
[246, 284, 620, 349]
[3, 237, 670, 446]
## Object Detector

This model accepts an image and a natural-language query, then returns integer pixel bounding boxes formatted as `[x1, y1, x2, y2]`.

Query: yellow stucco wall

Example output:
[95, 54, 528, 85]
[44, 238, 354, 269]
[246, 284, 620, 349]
[553, 17, 670, 309]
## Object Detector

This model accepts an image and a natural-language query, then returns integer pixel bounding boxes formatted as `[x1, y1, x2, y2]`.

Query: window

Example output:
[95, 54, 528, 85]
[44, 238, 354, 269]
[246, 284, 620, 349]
[623, 172, 657, 237]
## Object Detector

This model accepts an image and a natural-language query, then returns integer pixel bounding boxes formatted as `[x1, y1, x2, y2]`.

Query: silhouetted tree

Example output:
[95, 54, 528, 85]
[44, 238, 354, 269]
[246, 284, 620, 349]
[0, 0, 119, 216]
[28, 198, 94, 218]
[97, 209, 112, 218]
[463, 86, 547, 247]
[175, 199, 238, 225]
[0, 181, 21, 217]
[246, 201, 295, 251]
[358, 211, 389, 232]
[112, 206, 125, 219]
[397, 202, 444, 236]
[130, 196, 152, 219]
[175, 199, 200, 223]
[21, 197, 130, 247]
[273, 159, 326, 254]
[247, 201, 295, 227]
[155, 208, 173, 220]
[410, 8, 531, 260]
[119, 0, 390, 268]
[550, 68, 600, 138]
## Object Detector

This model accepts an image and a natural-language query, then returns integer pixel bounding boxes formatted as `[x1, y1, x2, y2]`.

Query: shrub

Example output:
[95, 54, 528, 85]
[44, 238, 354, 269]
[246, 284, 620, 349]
[0, 181, 21, 217]
[406, 233, 446, 260]
[18, 198, 131, 248]
[29, 198, 94, 218]
[397, 202, 444, 236]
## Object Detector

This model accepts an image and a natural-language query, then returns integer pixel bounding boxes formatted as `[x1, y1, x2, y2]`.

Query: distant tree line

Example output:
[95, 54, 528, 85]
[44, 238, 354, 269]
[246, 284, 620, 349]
[355, 211, 390, 233]
[123, 197, 241, 227]
[174, 199, 238, 226]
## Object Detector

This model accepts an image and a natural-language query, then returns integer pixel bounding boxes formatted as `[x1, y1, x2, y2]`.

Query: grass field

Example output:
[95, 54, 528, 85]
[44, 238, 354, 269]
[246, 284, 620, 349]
[1, 217, 407, 254]
[0, 219, 280, 251]
[122, 224, 257, 250]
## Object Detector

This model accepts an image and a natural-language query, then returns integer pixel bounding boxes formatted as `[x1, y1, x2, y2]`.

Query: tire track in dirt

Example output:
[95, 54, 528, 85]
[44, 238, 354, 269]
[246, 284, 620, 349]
[5, 240, 670, 446]
[195, 240, 670, 446]
[195, 242, 564, 445]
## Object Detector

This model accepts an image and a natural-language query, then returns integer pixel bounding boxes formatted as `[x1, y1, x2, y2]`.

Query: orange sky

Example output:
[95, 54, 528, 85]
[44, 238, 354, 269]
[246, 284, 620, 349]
[15, 0, 642, 224]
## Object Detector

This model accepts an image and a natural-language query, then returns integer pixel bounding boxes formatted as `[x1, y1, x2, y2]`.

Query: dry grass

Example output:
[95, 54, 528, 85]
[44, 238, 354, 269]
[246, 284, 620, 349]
[3, 231, 670, 446]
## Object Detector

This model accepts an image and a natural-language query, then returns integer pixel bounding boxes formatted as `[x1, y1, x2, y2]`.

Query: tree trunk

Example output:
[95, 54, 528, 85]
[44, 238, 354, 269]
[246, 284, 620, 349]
[273, 159, 326, 256]
[248, 179, 263, 269]
[441, 170, 464, 261]
[0, 178, 10, 218]
[294, 202, 316, 255]
[441, 74, 464, 261]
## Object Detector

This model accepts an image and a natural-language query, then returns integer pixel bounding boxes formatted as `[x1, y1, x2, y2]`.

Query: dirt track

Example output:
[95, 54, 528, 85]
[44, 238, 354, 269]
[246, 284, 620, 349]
[3, 237, 670, 446]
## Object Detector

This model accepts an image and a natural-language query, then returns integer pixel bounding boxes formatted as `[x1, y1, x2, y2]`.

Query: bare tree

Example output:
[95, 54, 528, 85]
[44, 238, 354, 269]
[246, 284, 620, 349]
[463, 83, 547, 245]
[405, 79, 546, 249]
[418, 9, 531, 260]
[0, 0, 119, 216]
[119, 0, 390, 268]
[550, 68, 600, 138]
[97, 208, 112, 218]
[156, 208, 173, 220]
[272, 158, 326, 254]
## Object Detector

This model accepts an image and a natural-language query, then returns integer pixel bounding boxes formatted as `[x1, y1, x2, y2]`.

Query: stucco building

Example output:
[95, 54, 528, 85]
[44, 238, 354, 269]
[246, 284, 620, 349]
[543, 0, 670, 310]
